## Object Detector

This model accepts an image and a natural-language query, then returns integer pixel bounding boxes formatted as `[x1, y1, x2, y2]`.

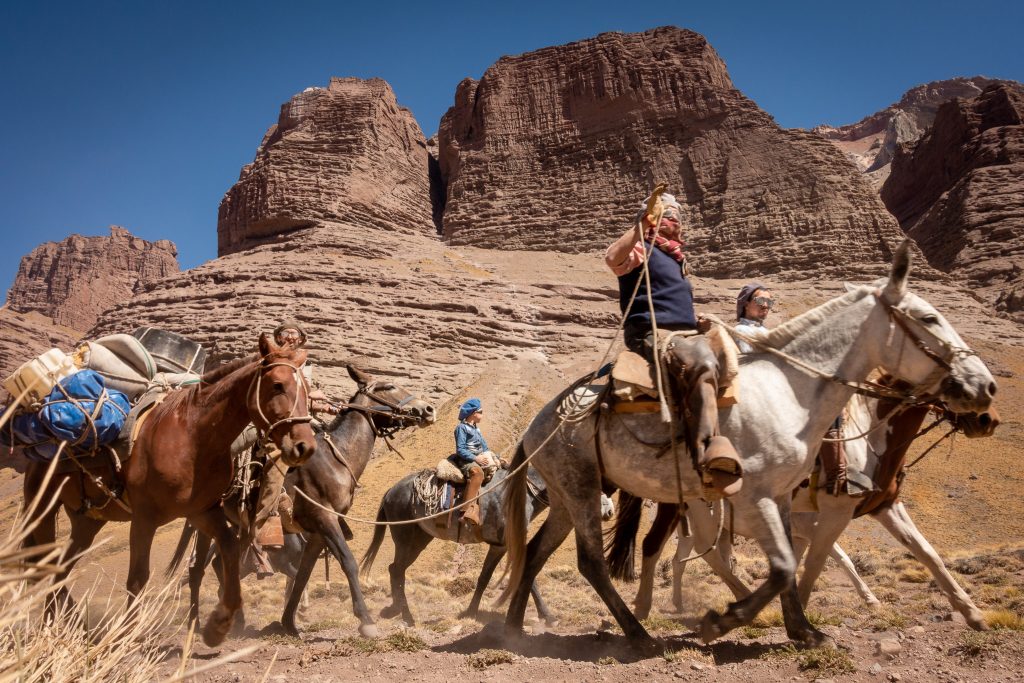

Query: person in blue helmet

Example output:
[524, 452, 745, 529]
[450, 398, 501, 526]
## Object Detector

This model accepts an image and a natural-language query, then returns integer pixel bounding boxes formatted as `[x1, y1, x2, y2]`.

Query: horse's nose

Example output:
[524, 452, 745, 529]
[420, 404, 436, 421]
[293, 440, 312, 462]
[987, 382, 997, 398]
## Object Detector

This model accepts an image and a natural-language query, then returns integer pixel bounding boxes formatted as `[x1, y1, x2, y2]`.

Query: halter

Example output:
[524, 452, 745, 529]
[247, 358, 314, 440]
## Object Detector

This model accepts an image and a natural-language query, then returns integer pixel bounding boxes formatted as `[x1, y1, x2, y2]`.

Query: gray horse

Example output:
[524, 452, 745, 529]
[361, 467, 557, 626]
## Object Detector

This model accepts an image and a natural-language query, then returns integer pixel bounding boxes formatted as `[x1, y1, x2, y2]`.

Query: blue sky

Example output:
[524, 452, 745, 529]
[1, 0, 1021, 300]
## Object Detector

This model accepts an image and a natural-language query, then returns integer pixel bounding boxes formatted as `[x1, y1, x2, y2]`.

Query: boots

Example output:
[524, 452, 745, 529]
[819, 429, 847, 496]
[461, 466, 484, 526]
[699, 435, 744, 499]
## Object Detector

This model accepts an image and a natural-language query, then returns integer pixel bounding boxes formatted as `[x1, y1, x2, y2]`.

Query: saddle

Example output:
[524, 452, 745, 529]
[610, 324, 741, 411]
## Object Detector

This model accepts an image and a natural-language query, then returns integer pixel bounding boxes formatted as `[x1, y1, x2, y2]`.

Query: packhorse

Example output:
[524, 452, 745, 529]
[501, 243, 996, 651]
[360, 466, 557, 626]
[20, 333, 317, 646]
[174, 366, 436, 638]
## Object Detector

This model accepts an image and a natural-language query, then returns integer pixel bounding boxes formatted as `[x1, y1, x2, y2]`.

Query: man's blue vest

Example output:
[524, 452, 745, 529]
[617, 242, 697, 330]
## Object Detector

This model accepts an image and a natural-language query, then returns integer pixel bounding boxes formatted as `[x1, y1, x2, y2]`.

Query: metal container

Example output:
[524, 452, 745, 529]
[132, 327, 207, 375]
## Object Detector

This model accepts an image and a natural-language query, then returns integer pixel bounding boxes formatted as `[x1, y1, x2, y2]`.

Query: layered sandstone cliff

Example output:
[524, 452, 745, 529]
[4, 226, 178, 332]
[815, 77, 1008, 186]
[437, 26, 905, 279]
[881, 83, 1024, 322]
[217, 78, 436, 256]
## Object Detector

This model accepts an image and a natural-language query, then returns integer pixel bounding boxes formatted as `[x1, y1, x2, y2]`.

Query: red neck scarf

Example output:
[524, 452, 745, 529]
[645, 221, 685, 263]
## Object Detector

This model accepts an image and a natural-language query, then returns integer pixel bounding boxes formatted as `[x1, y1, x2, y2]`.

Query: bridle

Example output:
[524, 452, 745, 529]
[248, 357, 314, 440]
[329, 381, 422, 439]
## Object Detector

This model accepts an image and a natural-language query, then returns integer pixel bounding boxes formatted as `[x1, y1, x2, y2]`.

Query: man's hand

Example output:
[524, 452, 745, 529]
[475, 453, 495, 467]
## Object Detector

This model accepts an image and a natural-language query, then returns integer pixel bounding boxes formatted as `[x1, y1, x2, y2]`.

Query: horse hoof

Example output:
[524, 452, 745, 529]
[968, 615, 990, 632]
[201, 621, 228, 647]
[542, 616, 560, 628]
[358, 623, 378, 639]
[793, 628, 832, 649]
[699, 611, 724, 644]
[282, 620, 300, 638]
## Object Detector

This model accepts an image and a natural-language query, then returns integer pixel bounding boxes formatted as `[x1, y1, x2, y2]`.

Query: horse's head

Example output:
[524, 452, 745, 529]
[946, 404, 1001, 438]
[347, 365, 436, 433]
[251, 332, 318, 467]
[872, 241, 996, 415]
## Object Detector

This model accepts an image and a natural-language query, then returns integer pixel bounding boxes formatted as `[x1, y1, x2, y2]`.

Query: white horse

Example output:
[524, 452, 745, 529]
[502, 243, 996, 650]
[618, 393, 997, 629]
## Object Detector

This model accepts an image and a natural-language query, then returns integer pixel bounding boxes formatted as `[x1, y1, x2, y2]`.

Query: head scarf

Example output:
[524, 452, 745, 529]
[458, 398, 482, 422]
[736, 282, 768, 321]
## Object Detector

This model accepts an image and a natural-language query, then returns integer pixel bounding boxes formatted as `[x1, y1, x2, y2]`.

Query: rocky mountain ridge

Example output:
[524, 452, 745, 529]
[882, 83, 1024, 323]
[814, 76, 1015, 186]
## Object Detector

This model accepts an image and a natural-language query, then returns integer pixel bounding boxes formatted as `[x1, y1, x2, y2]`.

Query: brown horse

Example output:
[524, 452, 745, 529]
[171, 365, 436, 638]
[21, 333, 317, 646]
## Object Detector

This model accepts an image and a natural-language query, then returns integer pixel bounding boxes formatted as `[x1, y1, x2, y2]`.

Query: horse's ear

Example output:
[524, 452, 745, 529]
[258, 332, 278, 357]
[347, 365, 373, 388]
[882, 239, 912, 303]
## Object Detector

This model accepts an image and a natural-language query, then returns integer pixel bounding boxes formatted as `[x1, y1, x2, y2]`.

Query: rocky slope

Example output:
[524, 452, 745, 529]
[437, 26, 906, 279]
[814, 77, 1012, 187]
[881, 83, 1024, 322]
[217, 77, 436, 256]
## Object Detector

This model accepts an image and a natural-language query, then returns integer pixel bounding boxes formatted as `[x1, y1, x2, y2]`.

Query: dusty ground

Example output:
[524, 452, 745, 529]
[2, 251, 1023, 681]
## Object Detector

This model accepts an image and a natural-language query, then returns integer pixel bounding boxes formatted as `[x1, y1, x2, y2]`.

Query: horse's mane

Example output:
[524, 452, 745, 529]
[201, 354, 259, 384]
[759, 286, 871, 348]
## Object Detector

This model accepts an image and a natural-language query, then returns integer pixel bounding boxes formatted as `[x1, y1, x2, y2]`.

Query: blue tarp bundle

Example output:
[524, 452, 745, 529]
[1, 370, 130, 462]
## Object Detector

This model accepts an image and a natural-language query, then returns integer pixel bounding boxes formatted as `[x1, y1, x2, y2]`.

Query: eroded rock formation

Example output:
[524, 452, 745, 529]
[815, 77, 1011, 187]
[0, 308, 79, 380]
[5, 226, 178, 332]
[881, 83, 1024, 322]
[437, 26, 905, 279]
[217, 78, 436, 256]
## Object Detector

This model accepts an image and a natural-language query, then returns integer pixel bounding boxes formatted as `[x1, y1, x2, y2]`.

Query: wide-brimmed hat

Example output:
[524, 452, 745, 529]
[273, 320, 308, 345]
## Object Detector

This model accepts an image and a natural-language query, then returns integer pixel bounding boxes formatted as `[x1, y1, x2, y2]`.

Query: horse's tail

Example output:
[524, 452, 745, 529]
[359, 500, 389, 578]
[497, 441, 529, 605]
[605, 490, 643, 581]
[166, 521, 198, 578]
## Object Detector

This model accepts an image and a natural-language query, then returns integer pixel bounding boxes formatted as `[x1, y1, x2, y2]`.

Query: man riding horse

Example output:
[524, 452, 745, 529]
[604, 191, 743, 497]
[251, 321, 337, 576]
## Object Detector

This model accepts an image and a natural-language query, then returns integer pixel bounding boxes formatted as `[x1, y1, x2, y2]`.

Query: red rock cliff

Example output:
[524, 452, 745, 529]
[881, 84, 1024, 322]
[438, 26, 905, 279]
[217, 78, 436, 256]
[5, 226, 178, 332]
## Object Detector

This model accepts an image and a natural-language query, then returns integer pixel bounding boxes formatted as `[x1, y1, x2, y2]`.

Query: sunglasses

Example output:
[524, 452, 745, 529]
[752, 296, 774, 309]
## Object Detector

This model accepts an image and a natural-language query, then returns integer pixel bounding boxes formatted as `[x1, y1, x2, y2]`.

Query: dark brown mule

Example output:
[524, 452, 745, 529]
[174, 365, 435, 638]
[21, 333, 317, 646]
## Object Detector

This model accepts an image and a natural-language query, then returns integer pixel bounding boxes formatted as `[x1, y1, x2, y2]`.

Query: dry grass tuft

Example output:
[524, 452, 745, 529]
[597, 655, 618, 665]
[950, 630, 1003, 660]
[467, 648, 517, 669]
[898, 567, 932, 584]
[751, 606, 785, 628]
[797, 646, 856, 676]
[444, 576, 476, 597]
[984, 608, 1024, 630]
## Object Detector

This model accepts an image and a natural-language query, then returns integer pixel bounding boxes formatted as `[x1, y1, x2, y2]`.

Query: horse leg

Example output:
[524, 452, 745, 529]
[634, 502, 677, 619]
[126, 517, 158, 600]
[572, 501, 657, 649]
[282, 534, 325, 637]
[795, 503, 854, 607]
[187, 532, 213, 626]
[828, 542, 880, 607]
[380, 525, 431, 625]
[671, 526, 696, 613]
[462, 543, 504, 621]
[873, 502, 986, 630]
[700, 496, 824, 647]
[320, 523, 377, 637]
[776, 496, 829, 647]
[506, 502, 574, 634]
[189, 508, 242, 647]
[50, 512, 107, 612]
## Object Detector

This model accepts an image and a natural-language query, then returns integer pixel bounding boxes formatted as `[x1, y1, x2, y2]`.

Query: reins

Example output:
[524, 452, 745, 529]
[248, 359, 314, 440]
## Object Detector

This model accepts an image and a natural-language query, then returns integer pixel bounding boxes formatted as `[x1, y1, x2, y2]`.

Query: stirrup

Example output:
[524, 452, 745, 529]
[700, 436, 743, 498]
